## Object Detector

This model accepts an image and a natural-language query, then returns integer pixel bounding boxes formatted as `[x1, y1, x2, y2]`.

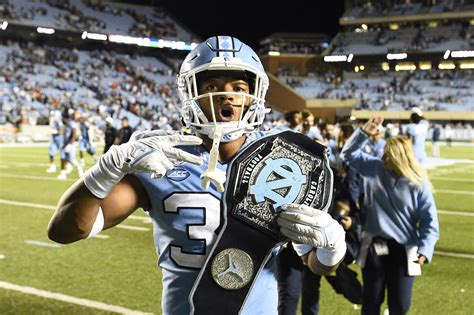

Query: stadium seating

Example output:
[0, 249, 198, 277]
[3, 0, 196, 42]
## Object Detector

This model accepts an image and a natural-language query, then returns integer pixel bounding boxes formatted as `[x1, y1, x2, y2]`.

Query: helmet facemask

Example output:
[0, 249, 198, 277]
[178, 67, 270, 143]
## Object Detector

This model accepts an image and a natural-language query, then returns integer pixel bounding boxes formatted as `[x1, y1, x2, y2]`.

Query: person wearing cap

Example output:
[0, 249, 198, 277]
[405, 108, 429, 165]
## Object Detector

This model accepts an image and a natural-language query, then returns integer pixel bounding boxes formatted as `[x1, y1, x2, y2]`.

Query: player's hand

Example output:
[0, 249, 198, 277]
[109, 133, 204, 178]
[277, 204, 345, 248]
[84, 133, 204, 199]
[129, 129, 176, 141]
[362, 117, 384, 136]
[64, 144, 72, 153]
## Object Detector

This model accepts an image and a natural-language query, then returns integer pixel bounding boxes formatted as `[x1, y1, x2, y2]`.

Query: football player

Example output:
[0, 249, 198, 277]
[57, 109, 84, 180]
[47, 36, 346, 314]
[46, 107, 63, 173]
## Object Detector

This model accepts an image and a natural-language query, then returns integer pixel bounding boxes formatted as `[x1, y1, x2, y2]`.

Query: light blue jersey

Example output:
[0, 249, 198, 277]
[60, 120, 77, 161]
[48, 110, 63, 157]
[406, 120, 429, 164]
[135, 131, 281, 315]
[304, 126, 323, 142]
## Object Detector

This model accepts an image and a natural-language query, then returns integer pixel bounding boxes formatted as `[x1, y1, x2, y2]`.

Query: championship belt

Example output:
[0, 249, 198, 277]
[189, 130, 334, 314]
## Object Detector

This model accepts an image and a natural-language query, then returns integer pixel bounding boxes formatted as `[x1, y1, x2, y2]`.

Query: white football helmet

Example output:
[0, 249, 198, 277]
[177, 35, 270, 143]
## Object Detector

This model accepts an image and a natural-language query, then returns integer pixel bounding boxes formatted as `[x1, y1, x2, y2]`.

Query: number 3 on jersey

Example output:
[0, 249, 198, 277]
[164, 192, 222, 269]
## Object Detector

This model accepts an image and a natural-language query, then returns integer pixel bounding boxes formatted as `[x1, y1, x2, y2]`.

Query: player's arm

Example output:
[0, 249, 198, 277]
[278, 204, 346, 275]
[48, 175, 148, 244]
[48, 132, 204, 244]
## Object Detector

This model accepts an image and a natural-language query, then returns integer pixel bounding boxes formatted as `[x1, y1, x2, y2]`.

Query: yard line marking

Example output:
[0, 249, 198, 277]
[128, 215, 152, 223]
[117, 225, 149, 232]
[92, 234, 109, 239]
[0, 200, 153, 223]
[435, 251, 474, 259]
[0, 281, 152, 314]
[431, 177, 474, 182]
[438, 210, 474, 217]
[0, 173, 76, 182]
[0, 254, 5, 259]
[436, 189, 474, 195]
[25, 240, 61, 248]
[0, 199, 56, 210]
[0, 161, 51, 167]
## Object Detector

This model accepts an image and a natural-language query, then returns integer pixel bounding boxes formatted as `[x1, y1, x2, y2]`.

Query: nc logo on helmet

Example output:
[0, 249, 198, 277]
[249, 158, 307, 212]
[166, 168, 191, 181]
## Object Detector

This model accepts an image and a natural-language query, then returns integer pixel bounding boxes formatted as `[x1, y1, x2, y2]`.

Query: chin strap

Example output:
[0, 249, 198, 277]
[201, 125, 227, 192]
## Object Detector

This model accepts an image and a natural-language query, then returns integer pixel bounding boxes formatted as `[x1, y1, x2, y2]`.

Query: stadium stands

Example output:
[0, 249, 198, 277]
[2, 0, 197, 42]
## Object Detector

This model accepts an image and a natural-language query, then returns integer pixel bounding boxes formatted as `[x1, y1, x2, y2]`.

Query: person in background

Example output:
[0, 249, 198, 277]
[431, 123, 441, 158]
[118, 117, 134, 144]
[444, 123, 454, 147]
[301, 110, 323, 141]
[78, 114, 97, 167]
[319, 121, 337, 160]
[341, 116, 439, 315]
[57, 109, 84, 180]
[46, 107, 63, 173]
[103, 116, 118, 153]
[405, 108, 429, 165]
[283, 110, 302, 132]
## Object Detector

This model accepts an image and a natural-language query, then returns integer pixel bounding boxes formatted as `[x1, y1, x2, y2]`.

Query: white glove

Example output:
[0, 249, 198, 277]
[277, 204, 346, 266]
[84, 133, 204, 199]
[64, 144, 72, 153]
[129, 129, 176, 141]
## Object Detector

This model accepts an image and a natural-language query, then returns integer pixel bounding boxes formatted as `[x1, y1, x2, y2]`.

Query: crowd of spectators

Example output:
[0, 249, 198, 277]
[279, 69, 474, 113]
[2, 0, 197, 42]
[331, 22, 472, 55]
[343, 0, 471, 19]
[0, 39, 185, 134]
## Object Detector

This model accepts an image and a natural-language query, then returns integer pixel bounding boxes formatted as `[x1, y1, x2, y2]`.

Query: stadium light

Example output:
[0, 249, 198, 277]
[361, 24, 368, 30]
[450, 50, 474, 58]
[387, 53, 407, 60]
[324, 55, 348, 62]
[419, 62, 432, 70]
[459, 62, 474, 69]
[1, 21, 7, 31]
[81, 31, 107, 41]
[354, 66, 359, 72]
[37, 27, 55, 34]
[108, 34, 194, 51]
[443, 50, 451, 59]
[381, 62, 390, 71]
[438, 62, 456, 70]
[268, 51, 280, 56]
[395, 63, 416, 71]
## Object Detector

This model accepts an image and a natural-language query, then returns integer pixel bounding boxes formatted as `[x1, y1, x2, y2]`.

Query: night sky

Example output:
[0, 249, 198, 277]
[159, 0, 346, 47]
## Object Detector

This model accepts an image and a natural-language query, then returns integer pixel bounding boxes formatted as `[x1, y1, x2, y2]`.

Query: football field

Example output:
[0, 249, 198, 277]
[0, 143, 473, 314]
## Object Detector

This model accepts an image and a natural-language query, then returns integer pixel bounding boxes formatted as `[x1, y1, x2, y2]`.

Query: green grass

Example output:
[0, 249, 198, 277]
[0, 143, 473, 314]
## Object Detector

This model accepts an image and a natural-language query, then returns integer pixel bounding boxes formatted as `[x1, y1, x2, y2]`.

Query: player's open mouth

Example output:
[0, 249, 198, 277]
[217, 105, 236, 122]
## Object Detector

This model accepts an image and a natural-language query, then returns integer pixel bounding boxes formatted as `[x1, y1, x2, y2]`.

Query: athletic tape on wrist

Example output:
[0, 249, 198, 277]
[87, 207, 104, 239]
